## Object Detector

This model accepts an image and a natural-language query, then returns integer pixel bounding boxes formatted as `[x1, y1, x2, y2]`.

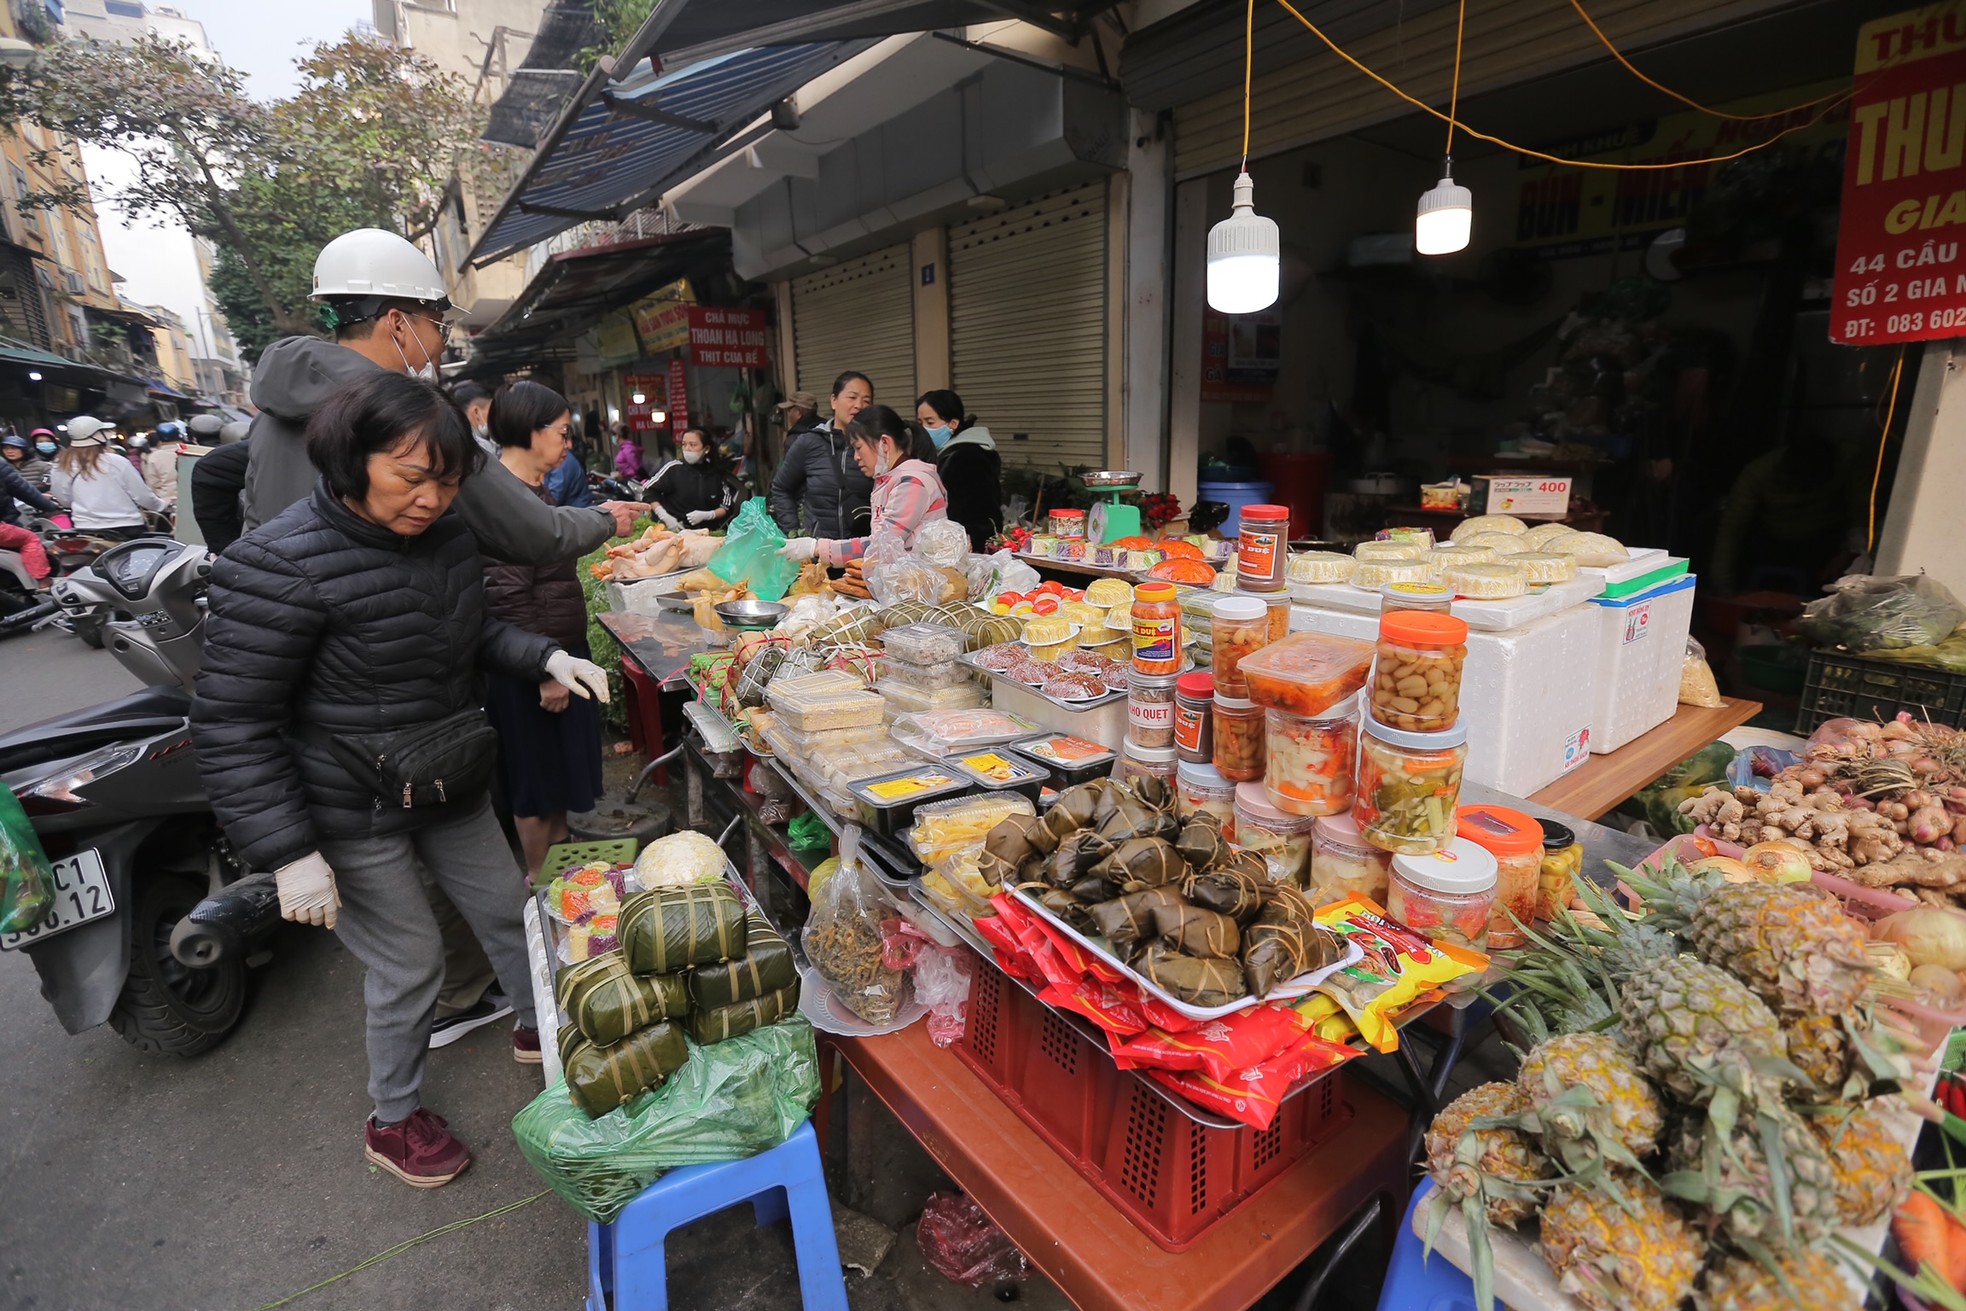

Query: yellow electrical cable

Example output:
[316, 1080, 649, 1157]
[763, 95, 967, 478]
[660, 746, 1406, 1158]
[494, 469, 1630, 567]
[1868, 348, 1907, 553]
[1567, 0, 1844, 123]
[1445, 0, 1466, 156]
[1242, 0, 1254, 168]
[1269, 0, 1850, 171]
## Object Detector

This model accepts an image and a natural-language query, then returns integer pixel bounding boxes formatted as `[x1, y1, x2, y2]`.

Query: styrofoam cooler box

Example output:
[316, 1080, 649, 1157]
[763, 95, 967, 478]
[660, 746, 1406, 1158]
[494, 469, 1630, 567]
[990, 678, 1129, 747]
[1586, 573, 1697, 754]
[1291, 603, 1599, 796]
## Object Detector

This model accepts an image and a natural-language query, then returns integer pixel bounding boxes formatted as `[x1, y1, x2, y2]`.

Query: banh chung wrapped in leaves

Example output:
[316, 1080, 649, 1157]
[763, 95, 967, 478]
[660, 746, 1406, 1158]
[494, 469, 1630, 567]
[1174, 811, 1230, 870]
[1138, 944, 1247, 1008]
[1037, 887, 1098, 934]
[1150, 897, 1241, 959]
[686, 911, 797, 1011]
[1043, 831, 1116, 888]
[1242, 886, 1344, 998]
[1183, 861, 1268, 922]
[1087, 886, 1186, 963]
[1092, 836, 1189, 891]
[686, 979, 801, 1044]
[621, 882, 747, 974]
[980, 811, 1055, 886]
[560, 1020, 691, 1118]
[1041, 779, 1112, 844]
[1096, 789, 1177, 842]
[556, 953, 689, 1046]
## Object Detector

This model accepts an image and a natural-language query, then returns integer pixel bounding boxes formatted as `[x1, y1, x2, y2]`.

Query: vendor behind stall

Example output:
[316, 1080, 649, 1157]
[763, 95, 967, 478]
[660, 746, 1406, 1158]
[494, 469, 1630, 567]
[646, 427, 741, 530]
[777, 404, 947, 567]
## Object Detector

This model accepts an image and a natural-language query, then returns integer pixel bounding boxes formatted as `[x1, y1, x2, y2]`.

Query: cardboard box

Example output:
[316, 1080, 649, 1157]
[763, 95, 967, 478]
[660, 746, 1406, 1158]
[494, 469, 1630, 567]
[1473, 473, 1572, 517]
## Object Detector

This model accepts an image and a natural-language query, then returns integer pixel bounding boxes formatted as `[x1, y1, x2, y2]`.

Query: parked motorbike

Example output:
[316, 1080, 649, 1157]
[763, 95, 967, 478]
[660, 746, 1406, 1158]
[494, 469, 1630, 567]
[0, 545, 56, 639]
[0, 537, 273, 1056]
[49, 512, 176, 649]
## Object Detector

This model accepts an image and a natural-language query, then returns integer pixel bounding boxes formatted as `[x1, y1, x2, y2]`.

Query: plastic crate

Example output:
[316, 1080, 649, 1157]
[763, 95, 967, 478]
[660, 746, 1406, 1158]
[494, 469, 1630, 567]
[532, 838, 640, 888]
[1796, 648, 1966, 734]
[952, 963, 1351, 1250]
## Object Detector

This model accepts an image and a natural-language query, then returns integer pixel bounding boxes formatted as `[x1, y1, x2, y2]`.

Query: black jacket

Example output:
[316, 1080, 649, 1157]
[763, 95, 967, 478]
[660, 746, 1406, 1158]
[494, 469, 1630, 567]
[189, 441, 251, 553]
[647, 456, 740, 526]
[0, 458, 59, 527]
[190, 482, 558, 870]
[768, 421, 872, 540]
[484, 481, 589, 648]
[936, 426, 1002, 552]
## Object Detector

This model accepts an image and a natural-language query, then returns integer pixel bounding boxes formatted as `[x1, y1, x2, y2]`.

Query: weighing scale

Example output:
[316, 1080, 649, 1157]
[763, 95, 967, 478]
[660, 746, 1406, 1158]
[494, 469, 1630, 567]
[1082, 470, 1142, 543]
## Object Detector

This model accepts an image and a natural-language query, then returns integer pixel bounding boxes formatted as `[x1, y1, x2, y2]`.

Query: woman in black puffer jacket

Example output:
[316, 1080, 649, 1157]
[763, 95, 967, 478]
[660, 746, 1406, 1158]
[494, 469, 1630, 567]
[480, 381, 604, 878]
[190, 372, 609, 1190]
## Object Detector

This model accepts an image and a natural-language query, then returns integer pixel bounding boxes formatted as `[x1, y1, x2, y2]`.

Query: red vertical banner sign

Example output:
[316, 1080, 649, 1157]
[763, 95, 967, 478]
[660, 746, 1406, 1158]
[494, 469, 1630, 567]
[623, 372, 666, 434]
[667, 359, 689, 438]
[1831, 5, 1966, 345]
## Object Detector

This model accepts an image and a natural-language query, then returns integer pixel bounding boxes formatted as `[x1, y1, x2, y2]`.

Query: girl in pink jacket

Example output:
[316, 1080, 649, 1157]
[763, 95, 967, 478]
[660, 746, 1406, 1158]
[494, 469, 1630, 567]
[778, 405, 947, 567]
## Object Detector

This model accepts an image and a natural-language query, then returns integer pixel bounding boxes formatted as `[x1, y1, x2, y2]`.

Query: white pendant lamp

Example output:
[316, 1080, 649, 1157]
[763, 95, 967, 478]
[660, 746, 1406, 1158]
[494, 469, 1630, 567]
[1206, 171, 1280, 314]
[1416, 164, 1473, 257]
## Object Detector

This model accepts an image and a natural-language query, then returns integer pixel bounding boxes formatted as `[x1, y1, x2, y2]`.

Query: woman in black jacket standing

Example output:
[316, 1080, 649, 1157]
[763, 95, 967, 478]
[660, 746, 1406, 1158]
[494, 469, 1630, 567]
[917, 389, 1001, 551]
[768, 370, 874, 538]
[190, 372, 609, 1190]
[646, 426, 741, 530]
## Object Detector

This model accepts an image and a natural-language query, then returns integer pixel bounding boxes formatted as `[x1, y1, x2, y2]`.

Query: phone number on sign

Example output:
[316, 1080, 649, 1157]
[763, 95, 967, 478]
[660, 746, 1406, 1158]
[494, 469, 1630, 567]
[1841, 306, 1966, 340]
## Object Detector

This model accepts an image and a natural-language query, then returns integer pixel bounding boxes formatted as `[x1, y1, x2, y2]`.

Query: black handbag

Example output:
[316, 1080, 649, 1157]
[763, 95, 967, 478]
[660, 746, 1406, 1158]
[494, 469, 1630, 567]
[315, 708, 500, 810]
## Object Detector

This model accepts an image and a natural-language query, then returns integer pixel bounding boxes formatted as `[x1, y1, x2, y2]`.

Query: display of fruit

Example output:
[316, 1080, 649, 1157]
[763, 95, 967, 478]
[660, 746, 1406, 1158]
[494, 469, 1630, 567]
[1424, 1082, 1548, 1228]
[1514, 1032, 1662, 1170]
[1814, 1102, 1914, 1226]
[1664, 1106, 1838, 1245]
[1616, 954, 1790, 1108]
[1699, 1247, 1848, 1311]
[1538, 1171, 1701, 1311]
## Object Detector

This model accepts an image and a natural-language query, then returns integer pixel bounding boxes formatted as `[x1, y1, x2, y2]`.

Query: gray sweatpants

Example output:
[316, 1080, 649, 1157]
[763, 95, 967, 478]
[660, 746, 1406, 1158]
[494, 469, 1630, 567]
[319, 797, 538, 1123]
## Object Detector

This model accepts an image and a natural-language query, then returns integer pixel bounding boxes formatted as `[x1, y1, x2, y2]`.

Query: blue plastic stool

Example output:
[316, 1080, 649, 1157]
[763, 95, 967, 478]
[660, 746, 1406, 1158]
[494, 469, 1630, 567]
[587, 1121, 847, 1311]
[1377, 1181, 1478, 1311]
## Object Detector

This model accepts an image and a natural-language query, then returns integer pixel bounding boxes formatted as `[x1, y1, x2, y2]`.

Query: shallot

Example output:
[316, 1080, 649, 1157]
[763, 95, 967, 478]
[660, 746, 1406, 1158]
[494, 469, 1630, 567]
[1875, 906, 1966, 970]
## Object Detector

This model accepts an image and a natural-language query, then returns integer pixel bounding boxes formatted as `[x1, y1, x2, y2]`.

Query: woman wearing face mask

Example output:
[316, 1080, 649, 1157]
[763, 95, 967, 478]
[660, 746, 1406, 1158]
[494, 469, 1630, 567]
[646, 427, 739, 531]
[22, 430, 58, 491]
[768, 370, 875, 539]
[778, 405, 947, 566]
[916, 390, 1000, 552]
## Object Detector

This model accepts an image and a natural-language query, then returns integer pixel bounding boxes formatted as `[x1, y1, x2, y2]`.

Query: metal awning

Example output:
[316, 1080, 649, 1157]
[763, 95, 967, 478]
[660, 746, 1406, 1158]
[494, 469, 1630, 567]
[613, 0, 1115, 69]
[482, 0, 605, 148]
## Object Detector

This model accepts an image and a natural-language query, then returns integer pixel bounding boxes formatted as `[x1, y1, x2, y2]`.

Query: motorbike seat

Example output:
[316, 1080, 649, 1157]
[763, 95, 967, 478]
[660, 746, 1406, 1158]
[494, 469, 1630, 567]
[0, 685, 193, 771]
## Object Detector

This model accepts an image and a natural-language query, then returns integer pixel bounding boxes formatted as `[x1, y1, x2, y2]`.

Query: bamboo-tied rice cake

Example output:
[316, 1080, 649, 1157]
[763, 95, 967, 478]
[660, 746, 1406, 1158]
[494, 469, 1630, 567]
[555, 953, 688, 1046]
[1138, 944, 1246, 1008]
[686, 979, 801, 1044]
[560, 1020, 690, 1118]
[621, 883, 747, 974]
[686, 911, 797, 1011]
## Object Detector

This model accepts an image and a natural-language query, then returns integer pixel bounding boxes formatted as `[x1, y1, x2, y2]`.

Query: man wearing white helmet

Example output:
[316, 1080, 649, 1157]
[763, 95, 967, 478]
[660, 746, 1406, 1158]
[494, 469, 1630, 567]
[240, 228, 642, 556]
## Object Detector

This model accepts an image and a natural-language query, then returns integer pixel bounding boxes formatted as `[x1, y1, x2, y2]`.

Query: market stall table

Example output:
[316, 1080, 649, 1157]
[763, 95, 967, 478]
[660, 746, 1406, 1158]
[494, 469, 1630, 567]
[1526, 697, 1761, 820]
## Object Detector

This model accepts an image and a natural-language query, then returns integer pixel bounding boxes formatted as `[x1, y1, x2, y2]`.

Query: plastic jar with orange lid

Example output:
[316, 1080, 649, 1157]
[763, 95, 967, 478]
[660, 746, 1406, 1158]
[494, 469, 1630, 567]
[1048, 508, 1087, 540]
[1130, 582, 1182, 675]
[1236, 505, 1292, 592]
[1368, 610, 1469, 734]
[1455, 804, 1546, 949]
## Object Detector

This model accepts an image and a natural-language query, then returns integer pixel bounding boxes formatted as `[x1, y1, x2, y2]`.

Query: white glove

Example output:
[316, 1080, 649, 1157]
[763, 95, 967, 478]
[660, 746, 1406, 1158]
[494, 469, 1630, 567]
[778, 536, 817, 561]
[652, 505, 682, 531]
[685, 509, 718, 526]
[275, 852, 340, 929]
[546, 650, 611, 703]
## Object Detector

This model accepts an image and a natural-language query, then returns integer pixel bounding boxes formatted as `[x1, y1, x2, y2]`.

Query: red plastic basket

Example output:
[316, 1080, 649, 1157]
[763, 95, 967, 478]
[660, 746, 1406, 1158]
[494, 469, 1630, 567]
[952, 963, 1352, 1250]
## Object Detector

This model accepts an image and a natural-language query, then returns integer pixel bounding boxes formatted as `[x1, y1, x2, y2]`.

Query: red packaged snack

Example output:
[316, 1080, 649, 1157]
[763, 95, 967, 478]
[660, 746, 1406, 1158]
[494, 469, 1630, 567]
[1038, 977, 1152, 1037]
[1111, 1003, 1322, 1082]
[1146, 1037, 1356, 1130]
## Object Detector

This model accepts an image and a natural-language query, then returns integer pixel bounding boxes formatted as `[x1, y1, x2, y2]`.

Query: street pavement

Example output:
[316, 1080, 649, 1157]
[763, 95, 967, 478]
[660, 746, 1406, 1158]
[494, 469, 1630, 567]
[0, 624, 1069, 1311]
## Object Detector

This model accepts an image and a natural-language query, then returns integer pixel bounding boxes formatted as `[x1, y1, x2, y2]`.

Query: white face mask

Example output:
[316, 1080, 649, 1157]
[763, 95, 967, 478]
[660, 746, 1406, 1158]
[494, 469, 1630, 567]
[390, 313, 439, 382]
[681, 449, 704, 465]
[873, 444, 894, 478]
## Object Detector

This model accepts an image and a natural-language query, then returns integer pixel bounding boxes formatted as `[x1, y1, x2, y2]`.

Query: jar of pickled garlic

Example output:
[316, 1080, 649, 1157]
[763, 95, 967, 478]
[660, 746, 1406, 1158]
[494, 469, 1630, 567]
[1537, 820, 1583, 921]
[1212, 692, 1266, 782]
[1263, 705, 1356, 817]
[1353, 712, 1468, 855]
[1176, 760, 1237, 836]
[1210, 594, 1268, 696]
[1310, 811, 1392, 905]
[1368, 611, 1469, 734]
[1234, 782, 1316, 887]
[1387, 838, 1498, 950]
[1454, 804, 1545, 949]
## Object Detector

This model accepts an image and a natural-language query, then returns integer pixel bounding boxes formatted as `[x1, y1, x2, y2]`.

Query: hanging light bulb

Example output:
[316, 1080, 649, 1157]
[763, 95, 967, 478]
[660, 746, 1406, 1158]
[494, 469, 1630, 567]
[631, 391, 647, 405]
[1415, 160, 1472, 256]
[1206, 171, 1280, 315]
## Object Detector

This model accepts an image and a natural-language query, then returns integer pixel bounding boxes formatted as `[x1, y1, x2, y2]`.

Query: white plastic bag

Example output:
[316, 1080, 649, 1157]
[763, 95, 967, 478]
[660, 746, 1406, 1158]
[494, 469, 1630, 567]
[911, 944, 973, 1047]
[915, 519, 971, 569]
[965, 549, 1040, 601]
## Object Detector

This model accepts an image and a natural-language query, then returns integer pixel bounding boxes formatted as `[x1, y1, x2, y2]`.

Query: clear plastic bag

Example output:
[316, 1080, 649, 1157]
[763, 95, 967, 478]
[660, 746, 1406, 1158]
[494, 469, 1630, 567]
[965, 549, 1040, 602]
[866, 553, 946, 608]
[706, 496, 800, 601]
[917, 1191, 1029, 1288]
[1678, 636, 1724, 708]
[510, 1015, 821, 1223]
[801, 830, 909, 1024]
[1798, 574, 1966, 653]
[911, 944, 973, 1048]
[914, 519, 971, 569]
[0, 786, 52, 935]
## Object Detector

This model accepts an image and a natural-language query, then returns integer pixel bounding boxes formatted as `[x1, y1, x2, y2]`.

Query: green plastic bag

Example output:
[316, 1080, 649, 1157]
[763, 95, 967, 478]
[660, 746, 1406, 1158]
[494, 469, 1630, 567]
[0, 786, 52, 935]
[706, 496, 798, 602]
[511, 1014, 821, 1223]
[1634, 739, 1736, 836]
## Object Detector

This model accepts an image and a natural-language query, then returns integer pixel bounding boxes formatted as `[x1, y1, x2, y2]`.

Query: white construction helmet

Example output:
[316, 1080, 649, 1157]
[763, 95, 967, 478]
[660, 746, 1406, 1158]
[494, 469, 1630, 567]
[312, 228, 449, 305]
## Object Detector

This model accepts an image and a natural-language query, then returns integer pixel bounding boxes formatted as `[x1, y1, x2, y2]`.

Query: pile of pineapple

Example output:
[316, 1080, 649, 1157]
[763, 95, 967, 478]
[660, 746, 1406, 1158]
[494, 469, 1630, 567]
[1423, 857, 1919, 1311]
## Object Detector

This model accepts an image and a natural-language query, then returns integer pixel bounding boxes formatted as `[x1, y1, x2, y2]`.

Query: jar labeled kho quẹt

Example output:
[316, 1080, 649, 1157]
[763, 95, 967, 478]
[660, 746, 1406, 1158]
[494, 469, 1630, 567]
[1211, 692, 1265, 782]
[1454, 803, 1545, 949]
[1367, 610, 1468, 735]
[1209, 594, 1268, 697]
[1387, 838, 1499, 951]
[1352, 711, 1468, 855]
[1172, 670, 1216, 764]
[1235, 504, 1291, 592]
[1127, 668, 1180, 750]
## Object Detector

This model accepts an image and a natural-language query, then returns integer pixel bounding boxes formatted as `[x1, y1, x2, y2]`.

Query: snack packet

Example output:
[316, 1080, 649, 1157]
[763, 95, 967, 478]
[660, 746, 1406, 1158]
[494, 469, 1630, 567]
[1145, 1038, 1355, 1130]
[1298, 895, 1486, 1053]
[1112, 1003, 1351, 1083]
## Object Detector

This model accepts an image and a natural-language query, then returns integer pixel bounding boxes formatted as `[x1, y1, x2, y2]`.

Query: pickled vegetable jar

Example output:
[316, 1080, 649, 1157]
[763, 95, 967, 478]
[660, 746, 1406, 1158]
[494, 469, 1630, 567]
[1379, 581, 1454, 615]
[1210, 594, 1268, 696]
[1368, 611, 1469, 734]
[1353, 715, 1468, 854]
[1310, 811, 1392, 905]
[1234, 782, 1316, 886]
[1212, 692, 1266, 782]
[1173, 671, 1216, 765]
[1537, 820, 1583, 921]
[1387, 839, 1499, 950]
[1455, 803, 1545, 949]
[1264, 705, 1356, 817]
[1176, 760, 1237, 836]
[1115, 741, 1178, 791]
[1263, 593, 1290, 644]
[1130, 582, 1183, 675]
[1049, 508, 1087, 540]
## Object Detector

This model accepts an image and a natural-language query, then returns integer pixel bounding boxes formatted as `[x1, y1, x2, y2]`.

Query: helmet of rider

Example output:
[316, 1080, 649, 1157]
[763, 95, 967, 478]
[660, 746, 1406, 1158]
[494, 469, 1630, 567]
[128, 433, 151, 451]
[2, 435, 25, 451]
[186, 414, 223, 440]
[217, 420, 250, 445]
[312, 228, 450, 320]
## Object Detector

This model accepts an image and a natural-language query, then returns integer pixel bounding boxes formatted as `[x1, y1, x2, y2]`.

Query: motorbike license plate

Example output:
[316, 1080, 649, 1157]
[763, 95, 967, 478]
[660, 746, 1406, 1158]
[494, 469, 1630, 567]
[0, 849, 114, 950]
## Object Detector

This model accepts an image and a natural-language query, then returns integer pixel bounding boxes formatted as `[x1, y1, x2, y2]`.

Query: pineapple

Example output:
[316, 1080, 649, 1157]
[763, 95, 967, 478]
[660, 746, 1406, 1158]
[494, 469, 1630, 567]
[1700, 1247, 1849, 1311]
[1782, 1010, 1852, 1091]
[1617, 955, 1792, 1106]
[1540, 1170, 1703, 1311]
[1423, 1081, 1548, 1227]
[1811, 1102, 1913, 1225]
[1516, 1032, 1663, 1171]
[1684, 881, 1872, 1018]
[1665, 1107, 1839, 1245]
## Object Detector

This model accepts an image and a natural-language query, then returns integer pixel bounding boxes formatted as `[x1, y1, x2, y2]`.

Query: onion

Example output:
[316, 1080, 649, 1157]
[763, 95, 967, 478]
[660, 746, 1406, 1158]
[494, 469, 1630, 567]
[1741, 840, 1814, 884]
[1869, 941, 1914, 981]
[1875, 906, 1966, 971]
[1910, 964, 1966, 1006]
[1689, 856, 1756, 883]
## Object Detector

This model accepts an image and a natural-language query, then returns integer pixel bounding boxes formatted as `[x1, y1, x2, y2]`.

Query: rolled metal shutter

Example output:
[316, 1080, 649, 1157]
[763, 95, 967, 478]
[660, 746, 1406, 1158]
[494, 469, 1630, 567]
[949, 182, 1108, 472]
[1172, 0, 1798, 178]
[791, 243, 915, 406]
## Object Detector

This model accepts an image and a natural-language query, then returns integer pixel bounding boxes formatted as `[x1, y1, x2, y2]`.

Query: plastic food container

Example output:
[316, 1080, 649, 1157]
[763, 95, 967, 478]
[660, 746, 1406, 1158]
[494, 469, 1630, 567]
[1236, 631, 1376, 718]
[1368, 611, 1469, 734]
[908, 792, 1039, 863]
[1049, 508, 1087, 540]
[1352, 559, 1430, 590]
[1387, 838, 1499, 950]
[1114, 741, 1179, 791]
[944, 748, 1049, 801]
[881, 659, 973, 693]
[1264, 705, 1356, 817]
[1175, 761, 1237, 835]
[894, 708, 1039, 753]
[1130, 582, 1183, 675]
[1236, 504, 1291, 591]
[1177, 586, 1217, 638]
[1353, 712, 1469, 855]
[882, 622, 970, 666]
[1355, 539, 1426, 562]
[1380, 581, 1454, 615]
[1440, 562, 1527, 600]
[879, 678, 988, 714]
[1128, 668, 1180, 749]
[849, 767, 971, 837]
[1455, 803, 1546, 949]
[1173, 670, 1216, 764]
[1537, 819, 1582, 921]
[1513, 552, 1578, 585]
[1009, 733, 1115, 786]
[1233, 782, 1316, 887]
[1263, 592, 1290, 644]
[1210, 594, 1268, 696]
[1027, 533, 1058, 557]
[1310, 811, 1392, 905]
[1212, 692, 1265, 782]
[759, 717, 891, 759]
[764, 681, 886, 733]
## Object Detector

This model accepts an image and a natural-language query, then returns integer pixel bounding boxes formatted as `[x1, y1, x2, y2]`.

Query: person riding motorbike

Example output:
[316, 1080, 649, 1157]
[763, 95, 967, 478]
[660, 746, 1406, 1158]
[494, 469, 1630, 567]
[21, 429, 58, 490]
[4, 434, 64, 528]
[50, 418, 163, 541]
[190, 420, 252, 554]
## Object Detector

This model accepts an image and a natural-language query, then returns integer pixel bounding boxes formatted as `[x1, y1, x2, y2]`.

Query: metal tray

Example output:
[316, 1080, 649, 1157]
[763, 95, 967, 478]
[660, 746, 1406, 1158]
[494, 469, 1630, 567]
[956, 649, 1128, 711]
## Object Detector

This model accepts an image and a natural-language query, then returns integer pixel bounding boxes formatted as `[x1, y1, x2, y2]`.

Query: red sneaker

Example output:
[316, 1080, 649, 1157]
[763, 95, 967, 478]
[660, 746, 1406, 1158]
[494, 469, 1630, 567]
[364, 1109, 471, 1189]
[512, 1024, 542, 1065]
